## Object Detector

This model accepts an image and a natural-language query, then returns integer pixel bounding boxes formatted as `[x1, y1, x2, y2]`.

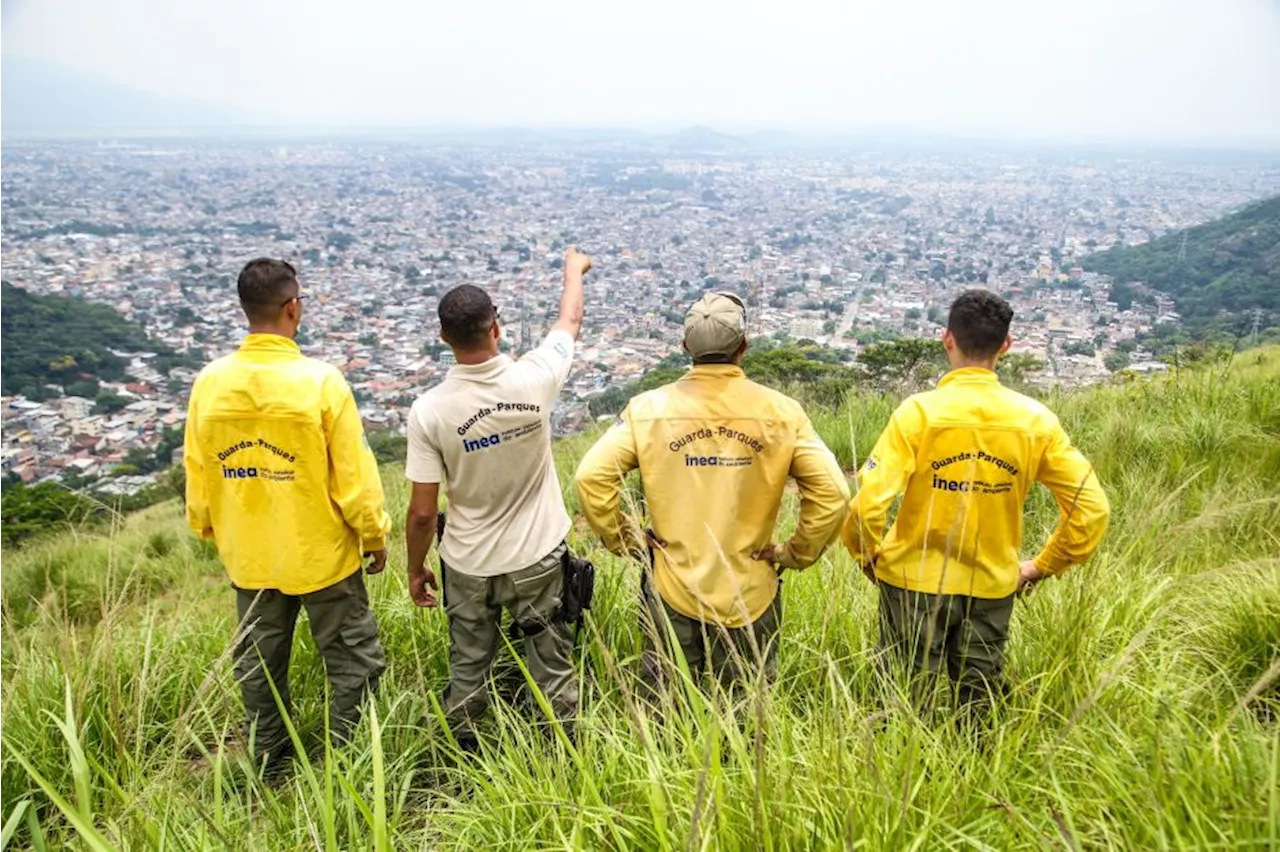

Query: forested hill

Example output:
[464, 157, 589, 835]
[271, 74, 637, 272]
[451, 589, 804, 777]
[1081, 195, 1279, 334]
[0, 282, 191, 400]
[584, 338, 1047, 419]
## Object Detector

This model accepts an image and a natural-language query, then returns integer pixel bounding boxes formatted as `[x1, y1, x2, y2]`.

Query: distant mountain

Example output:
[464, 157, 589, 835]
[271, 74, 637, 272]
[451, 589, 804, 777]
[1, 55, 251, 134]
[659, 125, 747, 152]
[1082, 196, 1280, 334]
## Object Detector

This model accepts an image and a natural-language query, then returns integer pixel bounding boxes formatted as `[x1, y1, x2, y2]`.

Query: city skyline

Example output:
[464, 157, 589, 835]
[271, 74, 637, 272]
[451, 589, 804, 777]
[3, 136, 1277, 491]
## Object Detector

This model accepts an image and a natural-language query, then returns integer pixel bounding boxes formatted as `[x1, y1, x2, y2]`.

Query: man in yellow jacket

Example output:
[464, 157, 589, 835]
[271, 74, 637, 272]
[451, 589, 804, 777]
[576, 293, 849, 692]
[842, 289, 1109, 721]
[185, 258, 391, 777]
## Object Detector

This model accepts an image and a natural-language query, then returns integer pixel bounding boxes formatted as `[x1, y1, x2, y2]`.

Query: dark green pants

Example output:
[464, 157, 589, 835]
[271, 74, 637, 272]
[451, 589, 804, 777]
[233, 570, 385, 763]
[877, 583, 1014, 716]
[441, 544, 577, 738]
[640, 572, 782, 695]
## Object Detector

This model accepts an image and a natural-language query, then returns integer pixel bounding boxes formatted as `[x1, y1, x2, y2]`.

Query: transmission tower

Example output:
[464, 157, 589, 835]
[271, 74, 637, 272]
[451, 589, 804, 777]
[1251, 308, 1264, 346]
[746, 268, 763, 339]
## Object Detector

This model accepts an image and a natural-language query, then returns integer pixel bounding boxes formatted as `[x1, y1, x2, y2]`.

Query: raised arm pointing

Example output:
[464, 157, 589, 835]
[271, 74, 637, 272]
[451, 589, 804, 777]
[552, 247, 591, 341]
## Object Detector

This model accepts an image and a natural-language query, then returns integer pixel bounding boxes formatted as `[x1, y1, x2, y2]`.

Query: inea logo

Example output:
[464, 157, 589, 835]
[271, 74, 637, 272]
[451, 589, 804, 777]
[463, 434, 501, 453]
[222, 465, 259, 479]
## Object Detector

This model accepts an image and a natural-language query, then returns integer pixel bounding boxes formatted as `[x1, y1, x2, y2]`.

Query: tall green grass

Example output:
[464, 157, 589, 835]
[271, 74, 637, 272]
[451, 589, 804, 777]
[2, 350, 1278, 849]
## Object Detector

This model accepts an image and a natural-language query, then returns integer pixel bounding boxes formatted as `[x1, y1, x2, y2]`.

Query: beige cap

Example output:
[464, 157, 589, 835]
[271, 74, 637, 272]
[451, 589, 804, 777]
[684, 292, 746, 359]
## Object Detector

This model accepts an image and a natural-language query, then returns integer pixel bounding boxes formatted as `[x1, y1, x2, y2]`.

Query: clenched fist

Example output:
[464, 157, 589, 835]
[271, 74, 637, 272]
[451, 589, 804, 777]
[565, 247, 592, 278]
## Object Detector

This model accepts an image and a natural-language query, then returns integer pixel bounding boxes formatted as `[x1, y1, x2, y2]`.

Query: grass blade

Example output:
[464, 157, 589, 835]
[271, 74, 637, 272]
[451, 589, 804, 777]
[3, 740, 115, 852]
[0, 800, 30, 849]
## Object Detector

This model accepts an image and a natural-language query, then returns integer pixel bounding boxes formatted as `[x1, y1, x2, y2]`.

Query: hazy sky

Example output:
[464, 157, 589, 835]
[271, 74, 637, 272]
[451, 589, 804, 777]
[4, 0, 1280, 141]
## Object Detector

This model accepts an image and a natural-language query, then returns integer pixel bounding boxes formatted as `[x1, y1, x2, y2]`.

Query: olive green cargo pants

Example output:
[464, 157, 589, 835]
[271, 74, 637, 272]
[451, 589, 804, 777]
[233, 570, 385, 765]
[877, 582, 1015, 718]
[640, 571, 782, 695]
[441, 544, 577, 739]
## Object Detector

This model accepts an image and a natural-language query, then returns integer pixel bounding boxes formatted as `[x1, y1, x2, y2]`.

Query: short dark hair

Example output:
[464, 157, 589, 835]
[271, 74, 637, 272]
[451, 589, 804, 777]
[237, 258, 299, 323]
[947, 289, 1014, 358]
[439, 284, 496, 349]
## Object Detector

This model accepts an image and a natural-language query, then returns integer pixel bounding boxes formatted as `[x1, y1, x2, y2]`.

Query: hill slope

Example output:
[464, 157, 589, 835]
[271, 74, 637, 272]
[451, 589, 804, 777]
[2, 351, 1279, 848]
[1081, 195, 1280, 334]
[0, 282, 190, 399]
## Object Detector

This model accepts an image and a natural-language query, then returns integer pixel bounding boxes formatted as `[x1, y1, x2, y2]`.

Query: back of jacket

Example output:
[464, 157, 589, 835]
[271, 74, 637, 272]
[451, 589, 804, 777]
[185, 334, 390, 595]
[843, 367, 1109, 598]
[577, 365, 849, 627]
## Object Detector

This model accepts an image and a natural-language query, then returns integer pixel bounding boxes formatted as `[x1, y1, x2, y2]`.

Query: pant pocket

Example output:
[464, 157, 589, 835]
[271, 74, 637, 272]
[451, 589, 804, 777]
[336, 607, 386, 682]
[511, 555, 563, 588]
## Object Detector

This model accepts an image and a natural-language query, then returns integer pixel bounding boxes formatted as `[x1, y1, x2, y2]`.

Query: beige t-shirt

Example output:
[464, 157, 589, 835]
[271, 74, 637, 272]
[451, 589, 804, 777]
[405, 330, 575, 576]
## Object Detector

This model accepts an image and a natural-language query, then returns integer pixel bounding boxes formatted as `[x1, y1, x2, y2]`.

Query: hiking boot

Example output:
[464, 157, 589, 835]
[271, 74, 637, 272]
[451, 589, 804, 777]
[256, 742, 297, 786]
[456, 733, 481, 756]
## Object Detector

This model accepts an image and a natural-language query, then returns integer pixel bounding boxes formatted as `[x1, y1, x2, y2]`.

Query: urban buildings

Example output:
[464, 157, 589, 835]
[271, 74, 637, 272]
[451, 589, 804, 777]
[3, 137, 1277, 486]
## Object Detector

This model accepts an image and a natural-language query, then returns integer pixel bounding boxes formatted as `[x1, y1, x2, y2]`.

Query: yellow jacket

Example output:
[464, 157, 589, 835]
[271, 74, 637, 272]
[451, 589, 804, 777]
[184, 334, 390, 594]
[842, 367, 1109, 598]
[575, 365, 849, 627]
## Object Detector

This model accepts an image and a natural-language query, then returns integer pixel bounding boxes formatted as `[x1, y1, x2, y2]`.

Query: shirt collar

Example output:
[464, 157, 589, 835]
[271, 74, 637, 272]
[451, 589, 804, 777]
[448, 354, 511, 381]
[937, 366, 1000, 388]
[240, 333, 301, 353]
[684, 364, 746, 380]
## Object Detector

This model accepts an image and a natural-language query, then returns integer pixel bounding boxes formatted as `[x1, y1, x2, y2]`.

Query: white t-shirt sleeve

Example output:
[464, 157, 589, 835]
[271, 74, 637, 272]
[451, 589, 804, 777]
[404, 402, 444, 484]
[519, 329, 575, 397]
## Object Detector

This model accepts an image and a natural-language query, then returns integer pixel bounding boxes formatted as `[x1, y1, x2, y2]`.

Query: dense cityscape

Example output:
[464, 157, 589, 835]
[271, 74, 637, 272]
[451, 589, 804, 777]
[2, 136, 1278, 489]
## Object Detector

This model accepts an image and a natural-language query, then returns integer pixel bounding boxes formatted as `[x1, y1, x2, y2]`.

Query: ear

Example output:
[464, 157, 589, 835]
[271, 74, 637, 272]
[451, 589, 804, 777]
[942, 329, 955, 351]
[997, 335, 1013, 356]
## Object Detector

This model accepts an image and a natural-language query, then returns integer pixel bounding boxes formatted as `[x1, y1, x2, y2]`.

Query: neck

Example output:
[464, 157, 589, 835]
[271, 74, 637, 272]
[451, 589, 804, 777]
[950, 356, 998, 371]
[248, 323, 295, 339]
[454, 345, 499, 366]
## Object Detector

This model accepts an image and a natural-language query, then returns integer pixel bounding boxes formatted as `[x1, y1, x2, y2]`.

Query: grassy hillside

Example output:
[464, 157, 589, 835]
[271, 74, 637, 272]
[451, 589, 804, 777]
[1081, 195, 1280, 335]
[3, 351, 1279, 849]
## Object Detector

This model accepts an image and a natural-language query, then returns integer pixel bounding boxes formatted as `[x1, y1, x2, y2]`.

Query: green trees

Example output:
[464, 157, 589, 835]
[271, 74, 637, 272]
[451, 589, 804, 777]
[367, 431, 408, 463]
[1, 282, 192, 399]
[0, 480, 104, 547]
[1062, 340, 1097, 357]
[1105, 350, 1132, 373]
[588, 339, 954, 417]
[587, 367, 686, 418]
[855, 339, 947, 391]
[1083, 195, 1279, 333]
[996, 353, 1046, 387]
[64, 379, 101, 399]
[93, 390, 129, 415]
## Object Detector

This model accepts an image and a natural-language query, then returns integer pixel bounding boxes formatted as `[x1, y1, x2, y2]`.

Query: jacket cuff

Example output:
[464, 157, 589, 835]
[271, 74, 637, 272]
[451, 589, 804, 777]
[1033, 552, 1065, 576]
[778, 542, 811, 571]
[362, 536, 386, 553]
